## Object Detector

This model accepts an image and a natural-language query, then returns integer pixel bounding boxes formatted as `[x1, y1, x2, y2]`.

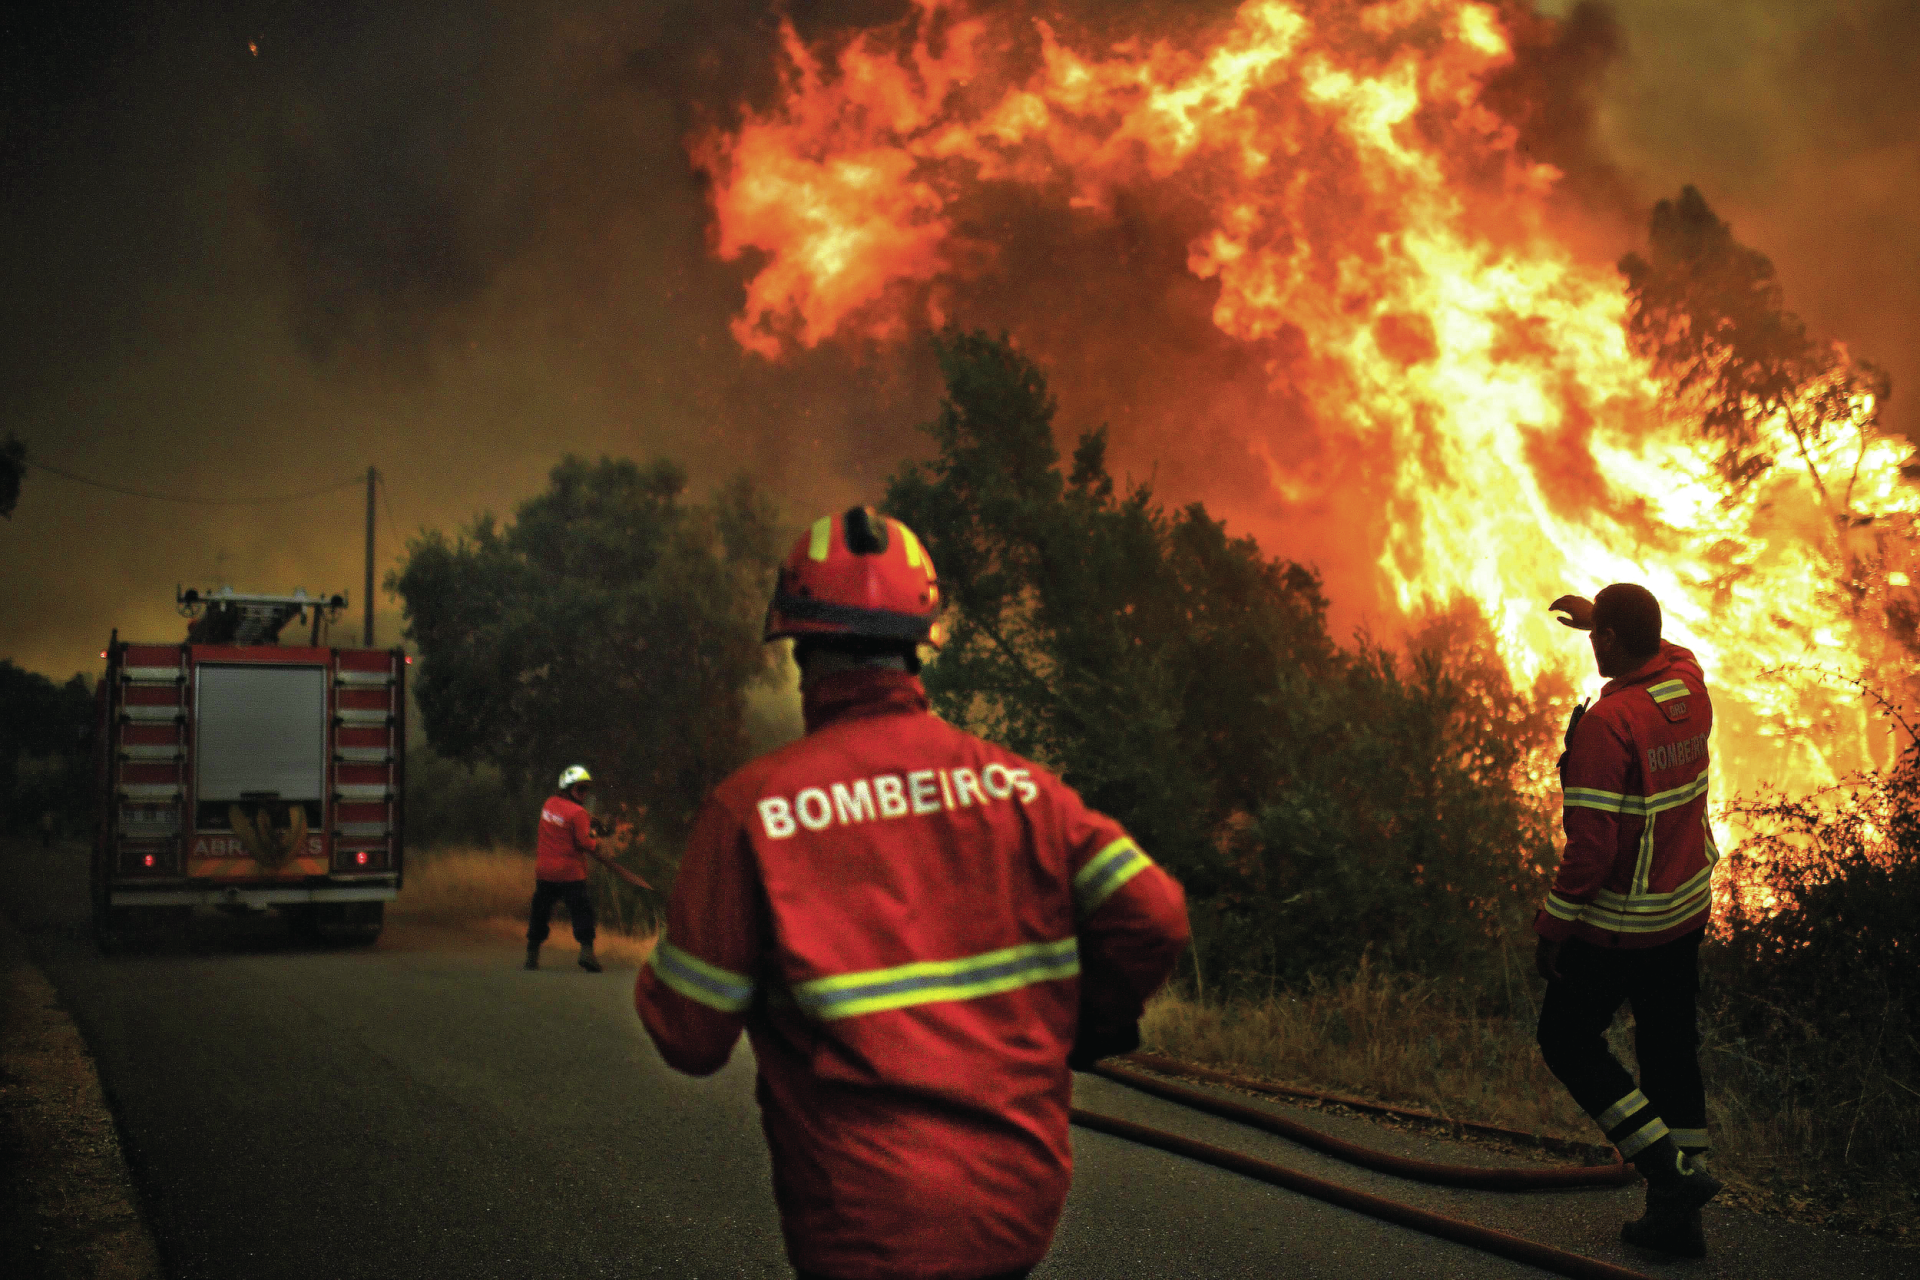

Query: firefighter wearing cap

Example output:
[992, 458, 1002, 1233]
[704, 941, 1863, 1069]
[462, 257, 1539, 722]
[635, 507, 1190, 1280]
[1535, 584, 1721, 1258]
[526, 765, 606, 973]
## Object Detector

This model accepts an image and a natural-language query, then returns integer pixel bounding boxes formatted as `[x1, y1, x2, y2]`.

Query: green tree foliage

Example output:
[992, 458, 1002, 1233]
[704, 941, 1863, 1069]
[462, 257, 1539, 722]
[0, 433, 24, 518]
[388, 456, 785, 866]
[886, 331, 1559, 992]
[402, 745, 540, 852]
[1244, 608, 1564, 989]
[0, 661, 95, 834]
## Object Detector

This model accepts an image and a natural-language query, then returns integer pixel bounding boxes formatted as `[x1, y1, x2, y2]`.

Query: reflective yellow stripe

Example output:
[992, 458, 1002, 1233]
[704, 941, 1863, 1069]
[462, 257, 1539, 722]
[1647, 679, 1689, 704]
[1074, 837, 1152, 917]
[1564, 786, 1635, 812]
[1670, 1128, 1710, 1152]
[794, 937, 1079, 1020]
[896, 521, 925, 569]
[1566, 771, 1708, 818]
[649, 933, 757, 1013]
[1575, 889, 1712, 933]
[1598, 1089, 1651, 1131]
[1593, 865, 1712, 912]
[1617, 1116, 1669, 1158]
[807, 516, 834, 561]
[1544, 891, 1586, 922]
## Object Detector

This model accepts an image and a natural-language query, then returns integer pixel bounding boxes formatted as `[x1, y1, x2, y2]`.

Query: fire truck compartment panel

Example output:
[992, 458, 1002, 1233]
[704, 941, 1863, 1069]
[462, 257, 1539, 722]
[194, 664, 327, 803]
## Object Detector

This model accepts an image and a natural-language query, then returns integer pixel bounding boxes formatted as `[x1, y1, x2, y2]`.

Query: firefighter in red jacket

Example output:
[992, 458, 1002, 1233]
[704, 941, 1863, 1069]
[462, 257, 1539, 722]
[527, 765, 608, 973]
[1536, 583, 1722, 1258]
[635, 507, 1190, 1280]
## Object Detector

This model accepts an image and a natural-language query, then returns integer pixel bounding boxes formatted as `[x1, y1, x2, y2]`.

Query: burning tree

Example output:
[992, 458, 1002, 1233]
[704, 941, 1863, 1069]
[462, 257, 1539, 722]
[693, 0, 1920, 798]
[1621, 186, 1920, 731]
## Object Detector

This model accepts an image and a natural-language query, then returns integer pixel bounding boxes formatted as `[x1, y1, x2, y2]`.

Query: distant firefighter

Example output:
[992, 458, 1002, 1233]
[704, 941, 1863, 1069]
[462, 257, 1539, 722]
[1535, 584, 1721, 1258]
[635, 507, 1190, 1280]
[526, 765, 605, 973]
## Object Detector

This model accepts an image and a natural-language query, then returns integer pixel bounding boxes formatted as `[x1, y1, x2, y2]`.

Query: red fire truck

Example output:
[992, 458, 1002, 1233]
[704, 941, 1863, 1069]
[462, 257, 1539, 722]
[92, 588, 405, 948]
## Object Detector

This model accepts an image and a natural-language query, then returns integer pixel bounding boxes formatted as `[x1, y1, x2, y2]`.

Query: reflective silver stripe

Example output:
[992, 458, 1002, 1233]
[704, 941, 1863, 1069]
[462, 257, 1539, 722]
[334, 669, 393, 687]
[122, 705, 182, 722]
[1544, 891, 1586, 922]
[1593, 865, 1712, 913]
[334, 784, 391, 802]
[1647, 679, 1688, 703]
[334, 822, 388, 839]
[334, 747, 393, 764]
[1575, 888, 1712, 933]
[794, 937, 1079, 1020]
[1597, 1089, 1649, 1131]
[119, 744, 183, 761]
[335, 708, 392, 726]
[122, 666, 184, 683]
[1617, 1117, 1669, 1159]
[118, 783, 182, 801]
[1074, 837, 1152, 917]
[1564, 786, 1635, 813]
[649, 935, 756, 1013]
[1669, 1128, 1710, 1152]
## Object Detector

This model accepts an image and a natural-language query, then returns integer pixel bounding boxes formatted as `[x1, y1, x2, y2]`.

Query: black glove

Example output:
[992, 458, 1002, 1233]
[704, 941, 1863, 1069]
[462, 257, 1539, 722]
[1067, 1020, 1141, 1072]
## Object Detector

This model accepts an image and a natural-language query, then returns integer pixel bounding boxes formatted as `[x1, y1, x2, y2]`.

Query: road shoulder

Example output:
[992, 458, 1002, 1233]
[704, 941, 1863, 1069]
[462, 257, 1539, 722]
[0, 909, 164, 1280]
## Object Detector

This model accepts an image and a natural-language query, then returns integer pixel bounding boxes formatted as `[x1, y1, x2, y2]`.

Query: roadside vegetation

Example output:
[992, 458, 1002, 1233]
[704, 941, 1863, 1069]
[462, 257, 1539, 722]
[0, 661, 94, 842]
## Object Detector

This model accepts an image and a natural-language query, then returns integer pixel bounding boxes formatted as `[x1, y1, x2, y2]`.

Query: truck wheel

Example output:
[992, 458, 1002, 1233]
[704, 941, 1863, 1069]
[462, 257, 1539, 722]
[346, 901, 384, 946]
[281, 904, 321, 944]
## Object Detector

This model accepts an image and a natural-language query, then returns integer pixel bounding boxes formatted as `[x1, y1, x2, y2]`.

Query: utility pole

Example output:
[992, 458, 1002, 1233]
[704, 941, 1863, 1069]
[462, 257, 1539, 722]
[364, 466, 376, 646]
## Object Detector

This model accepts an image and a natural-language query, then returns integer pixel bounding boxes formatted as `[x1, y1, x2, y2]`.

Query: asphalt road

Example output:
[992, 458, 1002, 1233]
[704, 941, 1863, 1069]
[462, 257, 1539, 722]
[7, 842, 1913, 1280]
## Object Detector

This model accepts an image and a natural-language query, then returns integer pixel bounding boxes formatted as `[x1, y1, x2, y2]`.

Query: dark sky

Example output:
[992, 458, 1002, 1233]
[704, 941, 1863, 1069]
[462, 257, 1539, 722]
[3, 0, 1914, 678]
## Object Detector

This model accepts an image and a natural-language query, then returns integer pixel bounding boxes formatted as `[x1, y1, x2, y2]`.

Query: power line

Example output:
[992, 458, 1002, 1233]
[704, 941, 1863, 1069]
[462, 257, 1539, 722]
[25, 458, 364, 506]
[377, 470, 402, 538]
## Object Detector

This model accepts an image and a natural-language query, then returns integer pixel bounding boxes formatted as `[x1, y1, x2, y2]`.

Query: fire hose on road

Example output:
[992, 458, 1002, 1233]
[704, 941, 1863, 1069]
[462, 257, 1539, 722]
[1070, 1055, 1654, 1280]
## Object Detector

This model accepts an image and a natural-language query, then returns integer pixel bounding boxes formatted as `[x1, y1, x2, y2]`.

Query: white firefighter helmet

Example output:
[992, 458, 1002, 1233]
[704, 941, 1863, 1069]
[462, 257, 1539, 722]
[557, 765, 593, 793]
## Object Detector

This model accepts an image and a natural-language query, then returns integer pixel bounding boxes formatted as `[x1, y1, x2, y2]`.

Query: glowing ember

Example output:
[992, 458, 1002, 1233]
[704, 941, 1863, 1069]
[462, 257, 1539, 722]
[694, 0, 1920, 809]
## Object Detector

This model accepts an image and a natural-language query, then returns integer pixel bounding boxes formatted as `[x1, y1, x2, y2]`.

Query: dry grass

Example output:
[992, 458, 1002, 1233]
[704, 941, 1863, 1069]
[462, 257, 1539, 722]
[395, 846, 659, 969]
[1141, 958, 1595, 1141]
[1141, 964, 1918, 1239]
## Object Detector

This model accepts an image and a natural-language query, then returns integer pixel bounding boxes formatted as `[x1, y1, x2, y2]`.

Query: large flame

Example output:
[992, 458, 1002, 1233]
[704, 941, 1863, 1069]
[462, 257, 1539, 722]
[694, 0, 1919, 803]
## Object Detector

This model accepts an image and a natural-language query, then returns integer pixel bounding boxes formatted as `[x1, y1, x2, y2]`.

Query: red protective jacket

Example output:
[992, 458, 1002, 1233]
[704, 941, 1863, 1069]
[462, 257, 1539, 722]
[634, 668, 1190, 1280]
[1536, 642, 1718, 948]
[535, 794, 597, 882]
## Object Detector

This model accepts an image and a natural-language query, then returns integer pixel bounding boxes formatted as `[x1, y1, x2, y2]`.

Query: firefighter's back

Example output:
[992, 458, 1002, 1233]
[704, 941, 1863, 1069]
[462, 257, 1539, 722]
[722, 696, 1092, 1275]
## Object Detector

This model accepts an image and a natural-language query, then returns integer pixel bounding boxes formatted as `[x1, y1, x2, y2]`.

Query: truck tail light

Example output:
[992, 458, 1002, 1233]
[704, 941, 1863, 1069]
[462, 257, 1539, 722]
[143, 854, 155, 867]
[355, 851, 368, 865]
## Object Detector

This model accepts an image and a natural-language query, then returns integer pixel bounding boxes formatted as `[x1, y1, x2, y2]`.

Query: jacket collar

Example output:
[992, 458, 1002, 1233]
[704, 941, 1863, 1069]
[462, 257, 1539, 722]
[1602, 641, 1675, 698]
[802, 667, 931, 734]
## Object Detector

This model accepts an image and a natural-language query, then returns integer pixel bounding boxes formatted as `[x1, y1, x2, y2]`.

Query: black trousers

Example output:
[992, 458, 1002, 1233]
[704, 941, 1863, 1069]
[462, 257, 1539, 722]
[1537, 929, 1708, 1156]
[526, 879, 595, 947]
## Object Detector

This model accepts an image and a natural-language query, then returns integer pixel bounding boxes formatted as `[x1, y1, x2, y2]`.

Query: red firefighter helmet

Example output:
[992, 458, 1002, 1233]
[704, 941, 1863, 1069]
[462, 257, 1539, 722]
[765, 507, 943, 647]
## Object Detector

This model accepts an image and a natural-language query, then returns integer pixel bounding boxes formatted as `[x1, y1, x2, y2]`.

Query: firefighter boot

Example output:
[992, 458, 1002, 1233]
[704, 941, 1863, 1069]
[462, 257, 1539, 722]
[1621, 1206, 1706, 1258]
[523, 944, 540, 971]
[1621, 1141, 1719, 1257]
[577, 944, 602, 973]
